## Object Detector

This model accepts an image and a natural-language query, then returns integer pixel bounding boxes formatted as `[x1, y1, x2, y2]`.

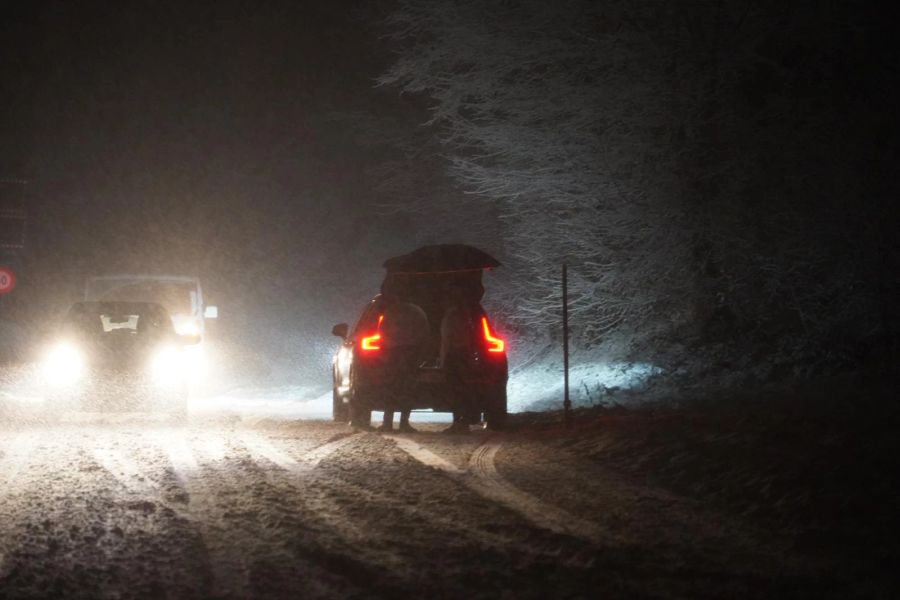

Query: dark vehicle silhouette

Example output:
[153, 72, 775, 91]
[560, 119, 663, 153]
[40, 301, 200, 417]
[331, 245, 508, 429]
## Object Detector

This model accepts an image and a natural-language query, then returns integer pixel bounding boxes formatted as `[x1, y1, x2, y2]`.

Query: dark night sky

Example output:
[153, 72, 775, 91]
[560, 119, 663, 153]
[6, 1, 895, 375]
[1, 1, 416, 361]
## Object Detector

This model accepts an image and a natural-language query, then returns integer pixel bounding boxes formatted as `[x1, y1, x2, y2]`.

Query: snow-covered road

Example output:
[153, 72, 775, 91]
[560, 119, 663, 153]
[0, 416, 806, 599]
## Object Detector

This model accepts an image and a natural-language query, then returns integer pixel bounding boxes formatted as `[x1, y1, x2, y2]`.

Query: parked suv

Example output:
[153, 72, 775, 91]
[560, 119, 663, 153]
[331, 245, 508, 430]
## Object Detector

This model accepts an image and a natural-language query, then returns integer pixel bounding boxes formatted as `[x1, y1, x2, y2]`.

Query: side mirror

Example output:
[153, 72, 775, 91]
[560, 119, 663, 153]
[331, 323, 349, 339]
[179, 333, 202, 346]
[204, 305, 218, 319]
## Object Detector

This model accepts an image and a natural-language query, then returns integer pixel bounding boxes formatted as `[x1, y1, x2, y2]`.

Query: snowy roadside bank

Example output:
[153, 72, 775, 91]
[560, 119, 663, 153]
[507, 353, 662, 413]
[510, 370, 899, 596]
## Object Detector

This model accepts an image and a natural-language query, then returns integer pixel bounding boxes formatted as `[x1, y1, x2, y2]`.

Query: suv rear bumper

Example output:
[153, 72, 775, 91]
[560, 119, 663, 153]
[352, 369, 506, 412]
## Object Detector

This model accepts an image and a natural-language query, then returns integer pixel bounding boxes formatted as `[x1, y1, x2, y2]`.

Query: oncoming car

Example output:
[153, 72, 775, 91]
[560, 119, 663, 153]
[84, 274, 218, 339]
[331, 245, 508, 430]
[41, 301, 200, 417]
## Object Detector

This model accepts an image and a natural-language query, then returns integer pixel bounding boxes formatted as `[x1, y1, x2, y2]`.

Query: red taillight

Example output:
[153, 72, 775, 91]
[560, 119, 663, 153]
[360, 333, 381, 351]
[360, 315, 384, 352]
[481, 317, 505, 353]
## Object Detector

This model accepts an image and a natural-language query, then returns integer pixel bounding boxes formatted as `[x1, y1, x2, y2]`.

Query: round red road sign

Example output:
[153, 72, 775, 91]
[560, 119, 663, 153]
[0, 266, 16, 295]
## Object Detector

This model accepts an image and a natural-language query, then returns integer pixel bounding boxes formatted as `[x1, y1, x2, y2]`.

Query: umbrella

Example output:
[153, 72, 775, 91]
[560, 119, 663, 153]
[383, 244, 501, 273]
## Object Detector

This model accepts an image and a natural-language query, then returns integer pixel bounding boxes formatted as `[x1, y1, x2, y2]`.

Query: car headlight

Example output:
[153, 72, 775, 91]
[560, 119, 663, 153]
[173, 317, 201, 337]
[43, 342, 85, 386]
[150, 346, 187, 386]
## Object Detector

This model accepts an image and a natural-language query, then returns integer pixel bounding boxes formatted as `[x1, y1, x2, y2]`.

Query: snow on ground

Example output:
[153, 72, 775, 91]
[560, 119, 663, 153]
[0, 418, 811, 598]
[508, 355, 662, 413]
[190, 384, 332, 418]
[192, 386, 454, 423]
[1, 364, 454, 423]
[2, 351, 661, 422]
[193, 353, 664, 420]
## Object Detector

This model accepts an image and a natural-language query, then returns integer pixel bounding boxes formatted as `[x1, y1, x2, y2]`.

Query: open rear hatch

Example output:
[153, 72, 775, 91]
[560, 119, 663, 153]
[380, 244, 503, 367]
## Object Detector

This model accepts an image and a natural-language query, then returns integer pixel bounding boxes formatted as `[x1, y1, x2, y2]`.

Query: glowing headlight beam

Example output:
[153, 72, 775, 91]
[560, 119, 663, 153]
[151, 346, 188, 387]
[182, 344, 208, 380]
[42, 342, 85, 386]
[174, 320, 201, 337]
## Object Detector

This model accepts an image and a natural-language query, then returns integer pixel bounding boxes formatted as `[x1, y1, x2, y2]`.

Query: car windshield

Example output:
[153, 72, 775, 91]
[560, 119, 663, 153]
[66, 303, 173, 337]
[85, 280, 195, 316]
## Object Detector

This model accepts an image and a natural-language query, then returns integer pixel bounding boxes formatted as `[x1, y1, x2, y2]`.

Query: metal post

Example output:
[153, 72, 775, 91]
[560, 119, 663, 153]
[562, 263, 571, 427]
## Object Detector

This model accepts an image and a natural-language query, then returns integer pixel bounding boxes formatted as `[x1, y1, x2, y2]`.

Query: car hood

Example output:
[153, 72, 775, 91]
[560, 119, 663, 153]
[78, 333, 167, 369]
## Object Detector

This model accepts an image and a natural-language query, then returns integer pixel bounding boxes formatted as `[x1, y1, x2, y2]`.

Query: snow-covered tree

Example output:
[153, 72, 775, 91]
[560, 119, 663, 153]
[378, 0, 898, 370]
[378, 1, 700, 346]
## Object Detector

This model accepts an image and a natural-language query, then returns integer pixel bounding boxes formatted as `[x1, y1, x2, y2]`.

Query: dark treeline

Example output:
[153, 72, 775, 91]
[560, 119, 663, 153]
[373, 0, 899, 379]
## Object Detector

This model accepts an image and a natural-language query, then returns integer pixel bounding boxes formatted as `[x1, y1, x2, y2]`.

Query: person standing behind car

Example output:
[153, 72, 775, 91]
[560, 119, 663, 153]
[379, 295, 429, 433]
[440, 283, 476, 433]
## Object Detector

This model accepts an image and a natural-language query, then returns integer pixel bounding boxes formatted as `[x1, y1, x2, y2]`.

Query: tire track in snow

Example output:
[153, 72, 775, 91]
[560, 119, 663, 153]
[238, 430, 361, 471]
[156, 430, 252, 599]
[164, 430, 363, 597]
[0, 430, 39, 484]
[468, 438, 606, 542]
[388, 434, 605, 544]
[303, 433, 362, 468]
[238, 431, 306, 472]
[236, 431, 425, 583]
[160, 430, 201, 485]
[317, 466, 560, 556]
[0, 431, 40, 580]
[387, 435, 464, 474]
[274, 433, 556, 557]
[92, 430, 263, 597]
[91, 436, 162, 498]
